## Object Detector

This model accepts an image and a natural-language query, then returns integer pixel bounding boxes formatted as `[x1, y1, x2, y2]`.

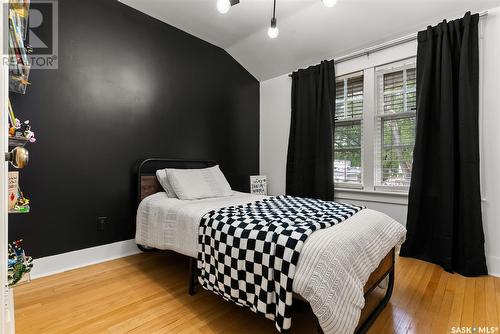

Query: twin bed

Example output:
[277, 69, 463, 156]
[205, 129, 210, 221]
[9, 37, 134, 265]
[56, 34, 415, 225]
[135, 159, 406, 334]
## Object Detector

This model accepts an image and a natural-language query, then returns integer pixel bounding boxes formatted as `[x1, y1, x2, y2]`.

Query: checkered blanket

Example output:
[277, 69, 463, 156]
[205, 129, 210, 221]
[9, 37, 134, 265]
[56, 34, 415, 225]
[197, 195, 364, 332]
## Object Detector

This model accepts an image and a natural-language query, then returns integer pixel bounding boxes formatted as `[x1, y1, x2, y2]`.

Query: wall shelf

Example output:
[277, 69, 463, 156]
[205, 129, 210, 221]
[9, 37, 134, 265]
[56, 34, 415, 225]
[8, 136, 29, 147]
[8, 207, 30, 214]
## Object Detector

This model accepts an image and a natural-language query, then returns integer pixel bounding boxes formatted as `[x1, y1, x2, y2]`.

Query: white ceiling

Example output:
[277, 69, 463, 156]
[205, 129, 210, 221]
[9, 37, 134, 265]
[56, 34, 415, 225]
[119, 0, 500, 81]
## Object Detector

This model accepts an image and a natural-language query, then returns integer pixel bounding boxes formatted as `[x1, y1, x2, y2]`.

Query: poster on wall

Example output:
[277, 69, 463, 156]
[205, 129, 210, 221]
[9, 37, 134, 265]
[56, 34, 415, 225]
[8, 171, 19, 210]
[250, 175, 267, 195]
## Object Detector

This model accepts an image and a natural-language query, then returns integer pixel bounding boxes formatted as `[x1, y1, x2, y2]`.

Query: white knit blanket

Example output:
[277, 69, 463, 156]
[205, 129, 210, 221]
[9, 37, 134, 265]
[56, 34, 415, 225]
[292, 208, 406, 334]
[136, 192, 406, 334]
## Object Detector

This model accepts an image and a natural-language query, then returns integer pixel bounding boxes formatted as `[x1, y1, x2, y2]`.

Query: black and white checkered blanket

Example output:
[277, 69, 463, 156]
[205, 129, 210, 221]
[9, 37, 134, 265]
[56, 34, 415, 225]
[197, 195, 364, 332]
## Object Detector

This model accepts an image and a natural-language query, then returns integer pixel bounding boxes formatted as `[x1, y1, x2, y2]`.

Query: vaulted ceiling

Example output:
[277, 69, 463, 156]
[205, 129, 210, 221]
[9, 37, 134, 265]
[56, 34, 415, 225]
[119, 0, 500, 81]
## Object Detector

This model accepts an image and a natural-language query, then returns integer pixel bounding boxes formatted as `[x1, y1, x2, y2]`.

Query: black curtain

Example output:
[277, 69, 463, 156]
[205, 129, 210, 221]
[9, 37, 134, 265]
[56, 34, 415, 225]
[400, 12, 487, 277]
[286, 60, 335, 201]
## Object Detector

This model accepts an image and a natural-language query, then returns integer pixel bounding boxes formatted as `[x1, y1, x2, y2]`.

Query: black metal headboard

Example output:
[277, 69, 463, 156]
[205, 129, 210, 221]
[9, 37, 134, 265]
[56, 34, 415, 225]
[137, 158, 217, 206]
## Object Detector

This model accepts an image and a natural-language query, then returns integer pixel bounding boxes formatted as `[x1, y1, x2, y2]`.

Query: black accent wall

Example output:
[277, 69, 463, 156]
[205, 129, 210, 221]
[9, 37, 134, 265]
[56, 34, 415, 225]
[9, 0, 259, 258]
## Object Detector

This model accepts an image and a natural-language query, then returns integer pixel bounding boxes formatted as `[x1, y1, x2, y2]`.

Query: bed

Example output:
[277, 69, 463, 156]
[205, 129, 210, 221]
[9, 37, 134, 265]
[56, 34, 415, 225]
[135, 158, 406, 334]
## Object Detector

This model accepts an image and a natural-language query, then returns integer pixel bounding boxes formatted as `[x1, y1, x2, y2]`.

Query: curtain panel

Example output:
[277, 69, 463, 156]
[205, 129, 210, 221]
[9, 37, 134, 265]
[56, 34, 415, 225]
[400, 12, 487, 277]
[286, 60, 335, 201]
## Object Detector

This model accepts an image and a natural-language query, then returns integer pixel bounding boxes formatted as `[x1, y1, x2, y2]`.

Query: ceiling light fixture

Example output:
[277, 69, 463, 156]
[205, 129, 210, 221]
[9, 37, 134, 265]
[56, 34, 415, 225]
[216, 0, 240, 14]
[217, 0, 334, 38]
[267, 0, 279, 39]
[322, 0, 337, 8]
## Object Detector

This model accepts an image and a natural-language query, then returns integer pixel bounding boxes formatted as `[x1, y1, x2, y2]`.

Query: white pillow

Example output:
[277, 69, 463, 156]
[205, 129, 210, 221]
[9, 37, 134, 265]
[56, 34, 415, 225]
[167, 165, 232, 200]
[155, 169, 177, 198]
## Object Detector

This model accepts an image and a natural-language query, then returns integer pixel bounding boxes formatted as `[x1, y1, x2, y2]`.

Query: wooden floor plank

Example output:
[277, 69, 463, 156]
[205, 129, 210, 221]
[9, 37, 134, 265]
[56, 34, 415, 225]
[396, 261, 435, 333]
[406, 265, 442, 333]
[367, 257, 421, 333]
[424, 269, 449, 332]
[495, 278, 500, 330]
[13, 252, 500, 334]
[431, 273, 455, 334]
[461, 278, 476, 328]
[485, 276, 499, 327]
[387, 260, 428, 332]
[474, 277, 487, 328]
[447, 274, 466, 331]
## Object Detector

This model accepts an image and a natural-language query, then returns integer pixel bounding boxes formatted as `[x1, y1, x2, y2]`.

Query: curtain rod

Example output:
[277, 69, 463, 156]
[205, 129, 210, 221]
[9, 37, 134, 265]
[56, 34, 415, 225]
[288, 10, 488, 77]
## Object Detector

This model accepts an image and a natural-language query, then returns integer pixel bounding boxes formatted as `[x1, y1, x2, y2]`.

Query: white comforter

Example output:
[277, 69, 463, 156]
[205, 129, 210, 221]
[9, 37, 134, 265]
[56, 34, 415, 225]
[136, 191, 406, 334]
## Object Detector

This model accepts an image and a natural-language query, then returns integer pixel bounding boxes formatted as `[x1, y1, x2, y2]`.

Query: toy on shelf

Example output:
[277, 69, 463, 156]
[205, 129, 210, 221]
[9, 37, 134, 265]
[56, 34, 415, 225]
[8, 171, 30, 213]
[9, 0, 31, 94]
[14, 188, 30, 213]
[9, 186, 30, 214]
[10, 0, 29, 39]
[8, 99, 36, 145]
[10, 120, 36, 143]
[7, 239, 33, 287]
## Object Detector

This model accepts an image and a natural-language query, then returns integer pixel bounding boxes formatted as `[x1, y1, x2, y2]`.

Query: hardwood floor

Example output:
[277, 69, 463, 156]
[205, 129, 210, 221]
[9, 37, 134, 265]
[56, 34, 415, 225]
[14, 252, 500, 334]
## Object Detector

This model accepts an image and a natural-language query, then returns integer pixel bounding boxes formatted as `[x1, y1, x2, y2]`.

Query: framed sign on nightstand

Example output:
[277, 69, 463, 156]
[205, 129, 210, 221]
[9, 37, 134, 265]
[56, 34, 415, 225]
[250, 175, 267, 195]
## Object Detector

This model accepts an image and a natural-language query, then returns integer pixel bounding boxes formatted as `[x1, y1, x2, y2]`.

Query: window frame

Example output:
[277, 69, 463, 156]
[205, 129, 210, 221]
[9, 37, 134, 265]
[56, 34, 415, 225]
[374, 60, 417, 193]
[334, 71, 364, 189]
[333, 57, 417, 195]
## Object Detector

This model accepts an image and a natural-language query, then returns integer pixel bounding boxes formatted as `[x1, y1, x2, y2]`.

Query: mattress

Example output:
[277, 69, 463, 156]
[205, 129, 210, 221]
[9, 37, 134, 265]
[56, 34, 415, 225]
[136, 191, 267, 257]
[135, 191, 406, 333]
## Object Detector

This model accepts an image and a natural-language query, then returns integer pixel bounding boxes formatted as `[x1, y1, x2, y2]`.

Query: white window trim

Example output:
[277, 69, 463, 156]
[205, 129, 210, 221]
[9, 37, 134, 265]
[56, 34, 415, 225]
[375, 60, 416, 191]
[335, 182, 364, 190]
[334, 72, 364, 187]
[335, 187, 409, 205]
[335, 58, 417, 199]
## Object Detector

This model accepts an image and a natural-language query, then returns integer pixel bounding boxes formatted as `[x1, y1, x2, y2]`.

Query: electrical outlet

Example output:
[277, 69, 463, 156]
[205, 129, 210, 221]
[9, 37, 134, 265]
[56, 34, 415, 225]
[97, 216, 108, 231]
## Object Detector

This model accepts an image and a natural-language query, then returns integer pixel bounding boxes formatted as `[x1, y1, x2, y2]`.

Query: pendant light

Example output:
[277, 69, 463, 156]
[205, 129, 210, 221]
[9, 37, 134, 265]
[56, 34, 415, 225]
[268, 0, 279, 39]
[217, 0, 230, 14]
[217, 0, 335, 37]
[322, 0, 337, 8]
[217, 0, 240, 14]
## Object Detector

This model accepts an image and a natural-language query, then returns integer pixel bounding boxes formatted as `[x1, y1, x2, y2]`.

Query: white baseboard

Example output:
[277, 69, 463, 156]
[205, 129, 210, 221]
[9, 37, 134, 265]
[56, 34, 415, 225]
[27, 239, 500, 279]
[30, 239, 141, 279]
[487, 255, 500, 277]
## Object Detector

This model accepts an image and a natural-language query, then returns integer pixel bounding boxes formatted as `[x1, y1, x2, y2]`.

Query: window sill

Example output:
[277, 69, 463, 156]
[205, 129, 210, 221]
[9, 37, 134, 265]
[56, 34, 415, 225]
[334, 182, 363, 190]
[335, 187, 408, 205]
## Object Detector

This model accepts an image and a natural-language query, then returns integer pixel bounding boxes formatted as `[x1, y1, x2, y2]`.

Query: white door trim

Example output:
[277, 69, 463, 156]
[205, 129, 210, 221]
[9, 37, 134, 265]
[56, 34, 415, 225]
[1, 0, 11, 332]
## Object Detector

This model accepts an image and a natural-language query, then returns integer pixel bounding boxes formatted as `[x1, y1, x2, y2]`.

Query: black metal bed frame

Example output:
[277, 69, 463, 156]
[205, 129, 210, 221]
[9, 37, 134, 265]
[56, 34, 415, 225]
[137, 158, 217, 206]
[188, 257, 394, 334]
[136, 158, 395, 334]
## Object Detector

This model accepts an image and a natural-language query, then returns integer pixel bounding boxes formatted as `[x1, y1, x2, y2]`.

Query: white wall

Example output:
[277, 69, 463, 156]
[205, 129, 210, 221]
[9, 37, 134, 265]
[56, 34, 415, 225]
[480, 6, 500, 276]
[260, 7, 500, 276]
[260, 75, 291, 197]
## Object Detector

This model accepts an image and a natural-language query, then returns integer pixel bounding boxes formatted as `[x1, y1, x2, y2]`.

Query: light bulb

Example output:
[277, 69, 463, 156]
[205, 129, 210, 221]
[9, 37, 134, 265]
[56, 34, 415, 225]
[268, 17, 279, 39]
[217, 0, 231, 14]
[268, 26, 279, 39]
[322, 0, 337, 8]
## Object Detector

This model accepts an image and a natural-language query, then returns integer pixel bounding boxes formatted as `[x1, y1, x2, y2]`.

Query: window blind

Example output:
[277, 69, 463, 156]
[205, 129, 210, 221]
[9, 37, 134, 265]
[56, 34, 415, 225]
[334, 72, 363, 185]
[335, 74, 363, 120]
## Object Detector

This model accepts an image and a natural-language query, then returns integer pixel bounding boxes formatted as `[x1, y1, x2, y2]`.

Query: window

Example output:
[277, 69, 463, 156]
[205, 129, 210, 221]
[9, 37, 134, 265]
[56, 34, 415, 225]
[334, 73, 363, 186]
[375, 61, 416, 190]
[332, 58, 417, 194]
